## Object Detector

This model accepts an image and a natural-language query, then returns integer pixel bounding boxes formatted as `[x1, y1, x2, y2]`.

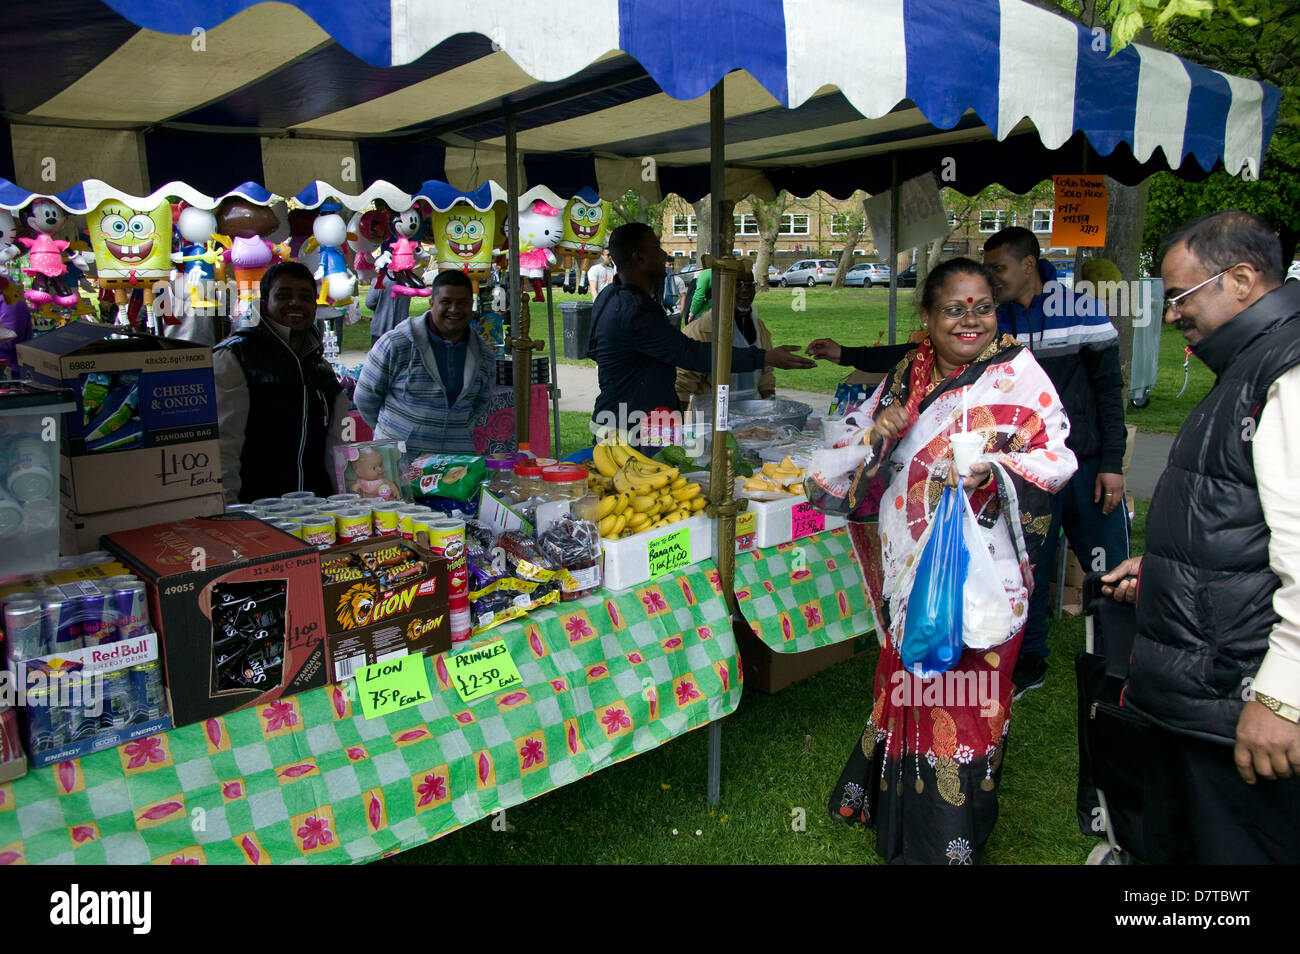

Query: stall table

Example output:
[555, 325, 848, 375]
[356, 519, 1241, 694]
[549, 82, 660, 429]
[0, 563, 738, 864]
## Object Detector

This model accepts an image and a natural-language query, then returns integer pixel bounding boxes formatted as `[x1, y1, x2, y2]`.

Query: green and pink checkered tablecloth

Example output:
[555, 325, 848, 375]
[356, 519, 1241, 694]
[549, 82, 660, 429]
[0, 563, 739, 865]
[734, 528, 876, 654]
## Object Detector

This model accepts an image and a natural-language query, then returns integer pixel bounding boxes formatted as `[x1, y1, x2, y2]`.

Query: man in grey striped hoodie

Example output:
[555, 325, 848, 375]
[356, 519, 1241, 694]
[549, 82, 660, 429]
[355, 270, 493, 455]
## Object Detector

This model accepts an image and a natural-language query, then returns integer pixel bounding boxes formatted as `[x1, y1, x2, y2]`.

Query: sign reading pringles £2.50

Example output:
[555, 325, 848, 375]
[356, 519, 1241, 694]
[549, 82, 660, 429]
[88, 199, 173, 280]
[432, 202, 501, 281]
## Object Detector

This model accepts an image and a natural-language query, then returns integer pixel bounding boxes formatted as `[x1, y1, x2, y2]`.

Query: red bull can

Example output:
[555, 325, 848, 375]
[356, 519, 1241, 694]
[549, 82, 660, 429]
[99, 669, 132, 730]
[25, 683, 69, 753]
[3, 594, 47, 661]
[129, 661, 166, 723]
[100, 576, 150, 641]
[64, 677, 101, 742]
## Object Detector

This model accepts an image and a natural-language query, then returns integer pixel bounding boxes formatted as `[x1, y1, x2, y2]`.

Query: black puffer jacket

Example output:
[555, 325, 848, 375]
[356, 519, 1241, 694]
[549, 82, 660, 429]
[214, 320, 342, 502]
[1126, 282, 1300, 744]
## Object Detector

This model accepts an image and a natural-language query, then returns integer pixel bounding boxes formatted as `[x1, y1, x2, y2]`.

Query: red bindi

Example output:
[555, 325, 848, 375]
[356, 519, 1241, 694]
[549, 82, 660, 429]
[967, 297, 973, 303]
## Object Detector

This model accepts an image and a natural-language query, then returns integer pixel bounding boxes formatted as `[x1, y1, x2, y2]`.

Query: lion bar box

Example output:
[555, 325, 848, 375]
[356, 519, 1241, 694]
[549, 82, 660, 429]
[103, 516, 328, 728]
[319, 537, 451, 683]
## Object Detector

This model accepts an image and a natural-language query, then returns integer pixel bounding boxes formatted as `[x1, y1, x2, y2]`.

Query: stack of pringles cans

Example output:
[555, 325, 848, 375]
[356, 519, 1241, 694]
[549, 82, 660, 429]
[232, 492, 433, 551]
[232, 492, 471, 643]
[2, 564, 169, 765]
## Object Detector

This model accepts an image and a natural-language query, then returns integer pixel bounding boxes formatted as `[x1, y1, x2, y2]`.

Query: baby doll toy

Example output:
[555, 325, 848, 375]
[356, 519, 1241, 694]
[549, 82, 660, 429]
[348, 445, 402, 501]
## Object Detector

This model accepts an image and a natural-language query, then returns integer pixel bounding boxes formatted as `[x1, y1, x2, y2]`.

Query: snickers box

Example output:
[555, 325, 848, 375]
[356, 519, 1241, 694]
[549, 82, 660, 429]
[320, 537, 451, 683]
[104, 516, 328, 728]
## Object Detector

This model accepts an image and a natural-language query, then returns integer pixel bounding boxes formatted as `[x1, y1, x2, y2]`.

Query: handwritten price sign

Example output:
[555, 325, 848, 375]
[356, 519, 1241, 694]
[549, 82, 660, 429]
[1051, 175, 1108, 247]
[791, 502, 825, 540]
[451, 639, 523, 703]
[357, 654, 432, 720]
[648, 526, 691, 578]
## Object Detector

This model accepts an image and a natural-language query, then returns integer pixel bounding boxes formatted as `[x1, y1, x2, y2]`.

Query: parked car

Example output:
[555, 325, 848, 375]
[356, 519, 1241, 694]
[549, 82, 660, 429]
[778, 259, 839, 287]
[842, 262, 892, 287]
[897, 265, 918, 287]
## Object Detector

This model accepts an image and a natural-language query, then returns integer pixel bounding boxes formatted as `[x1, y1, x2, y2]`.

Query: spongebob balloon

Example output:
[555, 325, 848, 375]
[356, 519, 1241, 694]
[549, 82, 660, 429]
[432, 201, 502, 294]
[88, 199, 174, 315]
[557, 189, 610, 270]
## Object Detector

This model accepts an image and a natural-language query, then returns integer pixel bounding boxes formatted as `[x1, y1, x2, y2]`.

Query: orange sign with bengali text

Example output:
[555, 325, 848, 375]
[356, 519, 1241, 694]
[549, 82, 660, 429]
[1051, 175, 1108, 247]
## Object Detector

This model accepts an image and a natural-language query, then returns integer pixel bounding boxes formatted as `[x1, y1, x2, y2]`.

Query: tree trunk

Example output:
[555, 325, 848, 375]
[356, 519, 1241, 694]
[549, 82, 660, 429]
[718, 199, 736, 256]
[831, 222, 864, 288]
[750, 191, 792, 290]
[1097, 176, 1150, 399]
[692, 197, 711, 262]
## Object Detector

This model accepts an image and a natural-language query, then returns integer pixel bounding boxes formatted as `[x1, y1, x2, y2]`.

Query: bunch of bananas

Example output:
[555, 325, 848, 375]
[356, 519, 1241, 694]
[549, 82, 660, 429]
[741, 456, 807, 496]
[589, 439, 706, 539]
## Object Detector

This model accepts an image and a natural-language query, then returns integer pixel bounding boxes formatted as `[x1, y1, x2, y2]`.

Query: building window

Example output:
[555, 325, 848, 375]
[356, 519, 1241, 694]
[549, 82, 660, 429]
[748, 249, 758, 256]
[779, 214, 810, 236]
[673, 215, 697, 236]
[979, 210, 1014, 233]
[946, 211, 958, 230]
[1032, 209, 1053, 233]
[673, 250, 686, 257]
[732, 213, 759, 236]
[830, 213, 859, 236]
[854, 249, 866, 256]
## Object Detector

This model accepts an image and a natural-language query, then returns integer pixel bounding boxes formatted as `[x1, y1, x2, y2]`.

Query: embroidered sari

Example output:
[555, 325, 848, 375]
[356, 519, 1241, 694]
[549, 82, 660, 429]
[824, 333, 1076, 864]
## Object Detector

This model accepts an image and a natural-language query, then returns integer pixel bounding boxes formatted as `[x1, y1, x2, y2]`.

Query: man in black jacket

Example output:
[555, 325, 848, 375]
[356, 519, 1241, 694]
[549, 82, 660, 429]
[214, 262, 349, 502]
[983, 228, 1129, 697]
[1102, 210, 1300, 863]
[588, 223, 812, 447]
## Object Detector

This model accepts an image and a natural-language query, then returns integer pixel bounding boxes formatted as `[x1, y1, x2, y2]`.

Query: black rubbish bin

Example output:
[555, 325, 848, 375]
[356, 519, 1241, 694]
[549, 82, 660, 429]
[561, 301, 593, 359]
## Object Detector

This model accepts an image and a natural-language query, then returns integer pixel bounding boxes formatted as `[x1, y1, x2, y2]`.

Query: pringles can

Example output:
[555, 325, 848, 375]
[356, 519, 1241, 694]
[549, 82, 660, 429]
[425, 518, 471, 643]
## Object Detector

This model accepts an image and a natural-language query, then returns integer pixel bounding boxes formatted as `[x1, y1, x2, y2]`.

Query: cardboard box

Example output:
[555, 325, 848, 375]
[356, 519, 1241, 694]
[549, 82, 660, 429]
[103, 516, 328, 728]
[18, 323, 221, 513]
[735, 620, 855, 693]
[61, 492, 225, 555]
[319, 537, 451, 683]
[1064, 550, 1085, 587]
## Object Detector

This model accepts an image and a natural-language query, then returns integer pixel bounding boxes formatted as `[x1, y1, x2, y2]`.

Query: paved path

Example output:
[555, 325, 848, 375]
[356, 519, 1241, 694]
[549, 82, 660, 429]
[341, 349, 1174, 499]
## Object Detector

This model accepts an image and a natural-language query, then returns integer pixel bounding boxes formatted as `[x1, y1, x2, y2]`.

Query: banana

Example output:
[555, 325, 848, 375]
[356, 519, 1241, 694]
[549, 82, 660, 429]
[597, 495, 617, 519]
[626, 461, 676, 491]
[628, 512, 651, 532]
[613, 512, 628, 535]
[623, 444, 665, 469]
[607, 443, 633, 469]
[599, 513, 618, 537]
[672, 482, 701, 502]
[670, 475, 687, 491]
[666, 510, 684, 523]
[592, 444, 620, 478]
[691, 496, 707, 512]
[613, 467, 635, 495]
[630, 494, 658, 513]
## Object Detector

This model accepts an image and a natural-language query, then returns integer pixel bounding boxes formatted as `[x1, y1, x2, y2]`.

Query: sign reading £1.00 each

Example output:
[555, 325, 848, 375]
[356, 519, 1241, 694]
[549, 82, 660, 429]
[451, 638, 523, 703]
[1051, 175, 1108, 247]
[358, 654, 432, 719]
[648, 526, 692, 578]
[791, 502, 826, 540]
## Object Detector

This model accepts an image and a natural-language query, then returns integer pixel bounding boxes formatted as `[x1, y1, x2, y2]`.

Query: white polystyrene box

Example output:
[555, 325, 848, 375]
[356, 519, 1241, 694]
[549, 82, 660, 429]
[600, 513, 716, 591]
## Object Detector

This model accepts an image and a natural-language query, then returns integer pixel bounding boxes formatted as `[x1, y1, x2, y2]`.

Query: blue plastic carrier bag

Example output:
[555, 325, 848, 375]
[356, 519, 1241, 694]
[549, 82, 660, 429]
[900, 484, 969, 677]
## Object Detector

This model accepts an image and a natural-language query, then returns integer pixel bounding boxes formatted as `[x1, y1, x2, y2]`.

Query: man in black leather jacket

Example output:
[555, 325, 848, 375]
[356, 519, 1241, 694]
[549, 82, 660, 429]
[1103, 211, 1300, 864]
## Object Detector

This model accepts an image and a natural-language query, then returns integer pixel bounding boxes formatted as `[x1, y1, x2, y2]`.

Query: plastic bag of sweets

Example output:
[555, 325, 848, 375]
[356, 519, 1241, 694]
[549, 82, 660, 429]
[496, 530, 559, 584]
[210, 580, 287, 692]
[538, 514, 603, 601]
[401, 454, 486, 502]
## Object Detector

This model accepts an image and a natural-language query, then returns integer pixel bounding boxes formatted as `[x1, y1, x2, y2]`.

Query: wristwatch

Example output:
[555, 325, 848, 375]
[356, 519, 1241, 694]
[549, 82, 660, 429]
[1255, 691, 1300, 725]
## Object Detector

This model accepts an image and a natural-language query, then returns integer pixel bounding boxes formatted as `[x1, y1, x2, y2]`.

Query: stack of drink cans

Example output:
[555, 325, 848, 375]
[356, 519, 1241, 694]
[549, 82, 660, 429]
[2, 575, 167, 755]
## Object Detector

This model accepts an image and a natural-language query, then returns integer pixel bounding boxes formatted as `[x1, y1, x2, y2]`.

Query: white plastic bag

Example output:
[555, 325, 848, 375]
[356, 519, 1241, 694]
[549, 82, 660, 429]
[960, 489, 1015, 649]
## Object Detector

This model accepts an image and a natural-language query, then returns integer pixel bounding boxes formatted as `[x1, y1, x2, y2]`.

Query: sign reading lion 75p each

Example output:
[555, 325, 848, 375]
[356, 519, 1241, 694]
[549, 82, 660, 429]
[88, 200, 174, 281]
[432, 202, 501, 286]
[558, 190, 611, 263]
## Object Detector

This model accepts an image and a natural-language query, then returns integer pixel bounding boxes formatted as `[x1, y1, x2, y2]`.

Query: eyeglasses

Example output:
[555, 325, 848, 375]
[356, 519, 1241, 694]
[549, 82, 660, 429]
[1163, 265, 1240, 314]
[938, 302, 997, 320]
[736, 281, 756, 289]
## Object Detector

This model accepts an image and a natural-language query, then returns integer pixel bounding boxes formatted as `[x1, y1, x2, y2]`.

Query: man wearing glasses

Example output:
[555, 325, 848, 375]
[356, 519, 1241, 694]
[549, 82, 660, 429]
[982, 227, 1129, 699]
[1102, 210, 1300, 863]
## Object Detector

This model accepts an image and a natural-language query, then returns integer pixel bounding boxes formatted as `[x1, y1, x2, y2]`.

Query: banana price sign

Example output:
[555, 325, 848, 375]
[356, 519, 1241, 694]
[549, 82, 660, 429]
[648, 527, 691, 578]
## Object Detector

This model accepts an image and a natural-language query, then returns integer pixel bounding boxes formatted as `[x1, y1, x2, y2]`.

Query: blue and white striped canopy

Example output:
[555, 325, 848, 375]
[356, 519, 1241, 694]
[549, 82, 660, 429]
[0, 0, 1280, 201]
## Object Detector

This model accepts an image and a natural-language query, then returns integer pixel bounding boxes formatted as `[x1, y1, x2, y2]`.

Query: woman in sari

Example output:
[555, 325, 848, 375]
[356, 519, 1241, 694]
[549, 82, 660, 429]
[810, 258, 1077, 864]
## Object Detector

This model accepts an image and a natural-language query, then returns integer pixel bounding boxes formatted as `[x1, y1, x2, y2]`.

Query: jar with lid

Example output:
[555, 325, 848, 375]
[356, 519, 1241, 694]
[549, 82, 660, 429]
[484, 453, 523, 503]
[541, 464, 601, 523]
[512, 458, 558, 501]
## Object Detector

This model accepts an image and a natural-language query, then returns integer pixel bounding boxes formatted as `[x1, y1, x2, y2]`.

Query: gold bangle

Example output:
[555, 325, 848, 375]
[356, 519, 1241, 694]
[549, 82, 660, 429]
[1255, 691, 1300, 724]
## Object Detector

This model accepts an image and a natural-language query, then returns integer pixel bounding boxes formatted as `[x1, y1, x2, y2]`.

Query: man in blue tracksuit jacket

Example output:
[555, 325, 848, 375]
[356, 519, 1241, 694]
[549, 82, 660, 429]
[983, 227, 1129, 698]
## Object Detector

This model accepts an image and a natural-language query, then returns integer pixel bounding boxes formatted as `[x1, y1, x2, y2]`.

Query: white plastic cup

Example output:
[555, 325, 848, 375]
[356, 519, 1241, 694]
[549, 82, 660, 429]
[950, 431, 984, 477]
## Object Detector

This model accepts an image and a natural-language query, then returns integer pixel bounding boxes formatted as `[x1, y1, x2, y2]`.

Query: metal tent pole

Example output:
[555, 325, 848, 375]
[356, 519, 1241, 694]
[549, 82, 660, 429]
[704, 80, 737, 808]
[888, 153, 900, 345]
[545, 288, 560, 458]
